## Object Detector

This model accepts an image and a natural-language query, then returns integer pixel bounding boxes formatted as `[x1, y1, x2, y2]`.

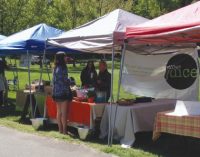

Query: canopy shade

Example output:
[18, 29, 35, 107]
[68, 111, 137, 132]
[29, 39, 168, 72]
[0, 35, 6, 41]
[0, 23, 79, 55]
[48, 9, 148, 54]
[125, 1, 200, 46]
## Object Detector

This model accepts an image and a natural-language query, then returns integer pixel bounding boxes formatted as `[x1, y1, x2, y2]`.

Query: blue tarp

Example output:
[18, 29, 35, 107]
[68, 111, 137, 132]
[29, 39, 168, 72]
[0, 23, 79, 55]
[0, 35, 6, 41]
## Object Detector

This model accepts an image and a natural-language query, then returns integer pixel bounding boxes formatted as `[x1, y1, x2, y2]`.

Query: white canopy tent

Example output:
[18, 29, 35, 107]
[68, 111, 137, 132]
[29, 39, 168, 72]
[48, 9, 148, 53]
[48, 9, 149, 146]
[0, 35, 6, 41]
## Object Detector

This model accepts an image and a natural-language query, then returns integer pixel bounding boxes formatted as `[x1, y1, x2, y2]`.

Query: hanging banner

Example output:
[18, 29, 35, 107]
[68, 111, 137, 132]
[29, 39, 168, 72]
[122, 48, 199, 100]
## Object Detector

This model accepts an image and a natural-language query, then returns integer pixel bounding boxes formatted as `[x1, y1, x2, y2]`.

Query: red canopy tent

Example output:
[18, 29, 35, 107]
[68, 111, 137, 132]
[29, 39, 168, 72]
[110, 2, 200, 147]
[125, 1, 200, 45]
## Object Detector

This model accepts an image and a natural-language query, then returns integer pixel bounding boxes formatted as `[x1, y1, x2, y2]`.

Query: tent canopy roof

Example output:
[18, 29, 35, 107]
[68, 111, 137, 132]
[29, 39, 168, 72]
[0, 23, 79, 55]
[48, 9, 148, 54]
[126, 1, 200, 46]
[0, 35, 6, 41]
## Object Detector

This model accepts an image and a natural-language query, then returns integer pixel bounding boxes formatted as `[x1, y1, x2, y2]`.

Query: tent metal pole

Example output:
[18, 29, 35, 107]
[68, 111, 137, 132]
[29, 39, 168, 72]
[39, 48, 46, 89]
[108, 45, 115, 146]
[27, 50, 33, 118]
[10, 58, 15, 78]
[46, 57, 51, 81]
[36, 49, 45, 118]
[15, 59, 19, 90]
[117, 43, 126, 102]
[44, 41, 51, 81]
[43, 41, 47, 118]
[110, 42, 126, 146]
[39, 53, 44, 90]
[195, 47, 200, 101]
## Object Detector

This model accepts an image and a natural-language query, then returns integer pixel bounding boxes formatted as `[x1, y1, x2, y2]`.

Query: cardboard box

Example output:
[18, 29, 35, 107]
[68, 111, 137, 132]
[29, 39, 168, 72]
[44, 86, 52, 96]
[16, 90, 27, 108]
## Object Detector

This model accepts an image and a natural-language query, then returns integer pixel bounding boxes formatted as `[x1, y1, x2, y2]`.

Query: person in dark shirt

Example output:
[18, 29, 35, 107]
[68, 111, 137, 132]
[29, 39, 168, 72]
[0, 57, 7, 106]
[80, 61, 97, 88]
[0, 57, 7, 75]
[96, 61, 111, 102]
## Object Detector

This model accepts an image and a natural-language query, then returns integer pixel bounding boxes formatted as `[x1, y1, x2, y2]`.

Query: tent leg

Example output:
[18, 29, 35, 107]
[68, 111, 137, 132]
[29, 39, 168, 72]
[43, 41, 51, 81]
[46, 53, 51, 81]
[39, 63, 43, 90]
[27, 50, 34, 118]
[10, 58, 16, 79]
[110, 43, 126, 145]
[43, 43, 48, 118]
[195, 47, 200, 101]
[15, 59, 19, 90]
[108, 45, 115, 146]
[43, 42, 47, 118]
[39, 49, 46, 89]
[116, 43, 126, 102]
[110, 43, 126, 147]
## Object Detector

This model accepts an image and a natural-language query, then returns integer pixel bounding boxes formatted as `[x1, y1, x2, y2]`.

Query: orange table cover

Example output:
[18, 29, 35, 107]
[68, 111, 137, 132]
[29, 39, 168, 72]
[46, 96, 91, 127]
[46, 96, 57, 118]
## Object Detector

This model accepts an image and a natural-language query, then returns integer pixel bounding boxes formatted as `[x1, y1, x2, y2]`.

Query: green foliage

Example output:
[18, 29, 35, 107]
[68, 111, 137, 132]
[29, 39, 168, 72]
[131, 0, 195, 19]
[0, 0, 197, 35]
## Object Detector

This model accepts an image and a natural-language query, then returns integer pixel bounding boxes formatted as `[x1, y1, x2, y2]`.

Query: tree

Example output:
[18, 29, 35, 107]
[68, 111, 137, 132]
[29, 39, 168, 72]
[0, 0, 27, 35]
[0, 0, 196, 35]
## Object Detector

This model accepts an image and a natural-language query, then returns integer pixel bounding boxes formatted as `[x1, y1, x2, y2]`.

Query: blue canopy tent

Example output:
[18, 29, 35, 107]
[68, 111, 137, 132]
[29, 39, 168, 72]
[0, 23, 79, 54]
[0, 23, 79, 117]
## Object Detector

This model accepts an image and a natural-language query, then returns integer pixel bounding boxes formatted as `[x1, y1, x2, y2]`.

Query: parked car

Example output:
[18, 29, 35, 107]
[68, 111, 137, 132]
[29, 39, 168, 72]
[31, 56, 50, 65]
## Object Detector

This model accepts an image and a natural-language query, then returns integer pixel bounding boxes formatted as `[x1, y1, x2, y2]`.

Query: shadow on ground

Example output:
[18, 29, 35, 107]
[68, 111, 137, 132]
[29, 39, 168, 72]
[133, 132, 200, 157]
[1, 102, 200, 157]
[0, 98, 18, 117]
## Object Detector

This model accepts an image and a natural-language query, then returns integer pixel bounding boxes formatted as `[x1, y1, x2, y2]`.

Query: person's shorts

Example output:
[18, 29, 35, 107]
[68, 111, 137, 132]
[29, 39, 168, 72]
[52, 94, 72, 103]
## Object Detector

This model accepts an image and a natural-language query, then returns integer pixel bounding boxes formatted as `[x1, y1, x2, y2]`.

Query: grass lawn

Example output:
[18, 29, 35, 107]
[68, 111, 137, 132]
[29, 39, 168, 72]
[6, 60, 134, 100]
[1, 60, 199, 157]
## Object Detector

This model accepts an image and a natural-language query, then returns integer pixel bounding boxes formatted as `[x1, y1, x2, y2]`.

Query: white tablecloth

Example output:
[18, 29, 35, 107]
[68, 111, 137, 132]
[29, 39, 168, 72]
[100, 99, 176, 147]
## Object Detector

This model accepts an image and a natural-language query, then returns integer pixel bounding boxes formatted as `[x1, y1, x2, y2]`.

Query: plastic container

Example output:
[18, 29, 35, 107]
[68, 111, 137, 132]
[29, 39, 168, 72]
[77, 126, 90, 140]
[31, 118, 47, 130]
